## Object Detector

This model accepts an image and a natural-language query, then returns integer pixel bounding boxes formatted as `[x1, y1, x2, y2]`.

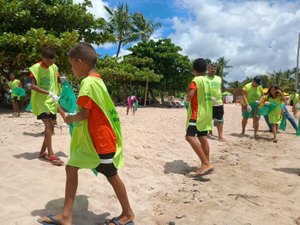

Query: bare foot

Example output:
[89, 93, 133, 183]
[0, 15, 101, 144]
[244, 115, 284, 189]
[273, 137, 278, 143]
[218, 137, 225, 142]
[189, 164, 214, 176]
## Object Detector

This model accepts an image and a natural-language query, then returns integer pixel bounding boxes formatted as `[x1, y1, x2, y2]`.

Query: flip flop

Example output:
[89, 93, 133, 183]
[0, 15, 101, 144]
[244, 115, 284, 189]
[38, 214, 61, 225]
[105, 217, 135, 225]
[189, 167, 215, 177]
[48, 155, 64, 166]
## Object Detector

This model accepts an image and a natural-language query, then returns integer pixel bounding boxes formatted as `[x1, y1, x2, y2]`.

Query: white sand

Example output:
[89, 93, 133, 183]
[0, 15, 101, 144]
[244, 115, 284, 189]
[0, 104, 299, 225]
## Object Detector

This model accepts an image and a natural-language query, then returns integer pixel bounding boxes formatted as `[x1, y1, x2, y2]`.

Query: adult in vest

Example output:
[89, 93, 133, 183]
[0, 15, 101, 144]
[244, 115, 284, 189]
[206, 63, 225, 141]
[241, 76, 264, 138]
[7, 73, 21, 117]
[186, 58, 214, 176]
[29, 46, 63, 166]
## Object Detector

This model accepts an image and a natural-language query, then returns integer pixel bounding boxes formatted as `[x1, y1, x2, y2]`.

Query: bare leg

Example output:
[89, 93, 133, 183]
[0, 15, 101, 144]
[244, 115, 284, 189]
[40, 165, 78, 225]
[253, 112, 259, 139]
[241, 118, 248, 135]
[198, 136, 210, 162]
[126, 106, 130, 115]
[216, 121, 224, 141]
[107, 174, 135, 225]
[185, 136, 212, 172]
[272, 124, 278, 142]
[42, 118, 55, 157]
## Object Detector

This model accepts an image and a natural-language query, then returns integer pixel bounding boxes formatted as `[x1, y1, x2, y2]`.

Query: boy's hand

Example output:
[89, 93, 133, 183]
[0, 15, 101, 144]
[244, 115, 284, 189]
[264, 101, 271, 105]
[48, 91, 60, 102]
[246, 104, 252, 112]
[65, 115, 73, 125]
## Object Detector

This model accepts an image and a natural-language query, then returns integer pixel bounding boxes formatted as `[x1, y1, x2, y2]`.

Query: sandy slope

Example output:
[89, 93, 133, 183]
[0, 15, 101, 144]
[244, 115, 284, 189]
[0, 104, 299, 225]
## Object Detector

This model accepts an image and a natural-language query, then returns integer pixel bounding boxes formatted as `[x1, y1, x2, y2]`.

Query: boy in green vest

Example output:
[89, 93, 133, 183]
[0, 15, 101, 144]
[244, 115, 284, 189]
[39, 43, 135, 225]
[7, 73, 21, 117]
[186, 58, 214, 176]
[29, 46, 64, 166]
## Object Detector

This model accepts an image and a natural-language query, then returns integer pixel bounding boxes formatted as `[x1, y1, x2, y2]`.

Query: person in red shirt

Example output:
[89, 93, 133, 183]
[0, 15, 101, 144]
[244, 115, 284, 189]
[40, 43, 135, 225]
[185, 58, 214, 176]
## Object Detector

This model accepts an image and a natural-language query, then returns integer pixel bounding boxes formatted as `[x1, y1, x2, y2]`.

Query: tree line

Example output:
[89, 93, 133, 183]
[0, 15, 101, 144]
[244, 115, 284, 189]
[0, 0, 298, 104]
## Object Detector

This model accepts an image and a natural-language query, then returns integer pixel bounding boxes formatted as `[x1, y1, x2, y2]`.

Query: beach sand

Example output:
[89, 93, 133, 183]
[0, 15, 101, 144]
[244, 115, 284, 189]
[0, 104, 299, 225]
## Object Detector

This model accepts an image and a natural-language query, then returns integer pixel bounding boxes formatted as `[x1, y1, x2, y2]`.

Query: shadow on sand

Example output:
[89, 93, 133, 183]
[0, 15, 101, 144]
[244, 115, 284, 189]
[13, 151, 67, 160]
[164, 160, 210, 182]
[31, 195, 110, 225]
[273, 167, 300, 176]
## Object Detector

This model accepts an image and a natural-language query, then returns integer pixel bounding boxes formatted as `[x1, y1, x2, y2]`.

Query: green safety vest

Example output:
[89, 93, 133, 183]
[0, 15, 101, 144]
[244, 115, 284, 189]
[205, 75, 223, 105]
[67, 75, 124, 169]
[29, 63, 59, 116]
[186, 76, 213, 131]
[8, 79, 21, 100]
[242, 82, 263, 105]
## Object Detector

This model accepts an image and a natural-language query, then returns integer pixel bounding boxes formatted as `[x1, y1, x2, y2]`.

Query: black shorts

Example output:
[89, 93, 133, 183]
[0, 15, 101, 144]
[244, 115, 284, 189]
[37, 112, 57, 120]
[186, 120, 208, 137]
[95, 152, 118, 178]
[213, 105, 224, 121]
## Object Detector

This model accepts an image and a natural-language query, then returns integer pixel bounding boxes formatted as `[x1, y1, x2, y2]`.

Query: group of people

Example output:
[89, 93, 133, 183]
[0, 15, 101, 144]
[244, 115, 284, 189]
[2, 43, 299, 224]
[241, 76, 299, 142]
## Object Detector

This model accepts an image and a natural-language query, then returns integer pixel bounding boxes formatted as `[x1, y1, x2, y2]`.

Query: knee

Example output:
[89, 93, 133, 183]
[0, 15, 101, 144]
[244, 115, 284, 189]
[185, 136, 191, 142]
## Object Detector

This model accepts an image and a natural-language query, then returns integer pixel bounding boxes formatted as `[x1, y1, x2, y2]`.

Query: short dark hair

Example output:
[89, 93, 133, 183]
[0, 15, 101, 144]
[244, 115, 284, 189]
[68, 43, 97, 68]
[40, 46, 56, 59]
[267, 85, 282, 98]
[193, 58, 207, 73]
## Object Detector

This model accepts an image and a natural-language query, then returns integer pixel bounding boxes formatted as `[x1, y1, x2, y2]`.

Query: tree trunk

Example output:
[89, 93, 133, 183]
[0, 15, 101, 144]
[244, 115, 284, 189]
[144, 77, 149, 107]
[116, 41, 122, 57]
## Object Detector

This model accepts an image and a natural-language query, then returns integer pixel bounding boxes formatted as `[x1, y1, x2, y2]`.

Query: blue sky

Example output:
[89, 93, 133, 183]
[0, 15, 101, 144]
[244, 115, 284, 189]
[75, 0, 300, 82]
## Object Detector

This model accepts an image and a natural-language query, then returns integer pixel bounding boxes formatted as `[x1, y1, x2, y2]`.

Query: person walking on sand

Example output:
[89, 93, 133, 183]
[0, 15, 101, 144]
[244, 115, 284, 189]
[290, 92, 299, 118]
[185, 58, 214, 176]
[241, 76, 264, 138]
[126, 95, 138, 116]
[29, 46, 64, 166]
[206, 63, 225, 141]
[39, 43, 135, 225]
[7, 73, 21, 117]
[263, 85, 285, 143]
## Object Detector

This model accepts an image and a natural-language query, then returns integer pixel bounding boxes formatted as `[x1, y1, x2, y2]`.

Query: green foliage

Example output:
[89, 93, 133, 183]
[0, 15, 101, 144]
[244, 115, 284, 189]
[96, 56, 161, 101]
[129, 39, 192, 94]
[0, 0, 113, 78]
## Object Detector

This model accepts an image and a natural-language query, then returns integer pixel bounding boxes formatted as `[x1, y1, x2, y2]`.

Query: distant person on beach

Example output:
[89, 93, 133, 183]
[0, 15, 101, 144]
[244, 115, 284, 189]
[290, 92, 299, 118]
[264, 85, 285, 142]
[7, 73, 21, 117]
[127, 95, 138, 116]
[206, 63, 225, 141]
[241, 76, 264, 138]
[29, 46, 64, 166]
[39, 43, 135, 225]
[185, 58, 214, 176]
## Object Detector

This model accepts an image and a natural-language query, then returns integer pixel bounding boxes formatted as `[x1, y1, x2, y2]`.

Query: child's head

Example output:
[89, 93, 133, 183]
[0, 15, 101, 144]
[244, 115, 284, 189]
[9, 73, 15, 81]
[68, 43, 97, 79]
[192, 58, 207, 75]
[40, 46, 56, 67]
[207, 63, 217, 76]
[267, 85, 282, 98]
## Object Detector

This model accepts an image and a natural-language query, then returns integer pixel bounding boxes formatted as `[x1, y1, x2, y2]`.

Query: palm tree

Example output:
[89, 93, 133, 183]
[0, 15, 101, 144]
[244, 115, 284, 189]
[131, 12, 161, 42]
[104, 3, 135, 57]
[216, 57, 232, 91]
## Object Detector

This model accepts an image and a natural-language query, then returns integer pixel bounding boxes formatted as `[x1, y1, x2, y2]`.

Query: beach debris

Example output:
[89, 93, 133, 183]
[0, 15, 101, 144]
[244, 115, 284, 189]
[166, 221, 175, 225]
[294, 217, 300, 225]
[228, 193, 260, 206]
[175, 215, 186, 219]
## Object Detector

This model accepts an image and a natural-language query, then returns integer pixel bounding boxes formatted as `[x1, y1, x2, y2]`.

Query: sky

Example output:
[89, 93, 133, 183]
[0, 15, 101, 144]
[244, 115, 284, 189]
[74, 0, 300, 82]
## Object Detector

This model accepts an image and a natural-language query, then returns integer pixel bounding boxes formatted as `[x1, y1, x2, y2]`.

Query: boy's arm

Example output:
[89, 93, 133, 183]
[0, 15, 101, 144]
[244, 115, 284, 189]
[186, 89, 196, 102]
[242, 90, 249, 106]
[31, 76, 50, 95]
[65, 107, 89, 125]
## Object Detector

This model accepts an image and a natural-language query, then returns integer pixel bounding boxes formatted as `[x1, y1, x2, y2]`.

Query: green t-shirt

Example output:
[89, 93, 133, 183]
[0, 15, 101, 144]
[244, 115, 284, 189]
[205, 75, 223, 105]
[8, 79, 21, 100]
[267, 96, 284, 124]
[291, 93, 299, 104]
[242, 82, 263, 105]
[68, 75, 124, 170]
[29, 63, 59, 116]
[186, 76, 212, 131]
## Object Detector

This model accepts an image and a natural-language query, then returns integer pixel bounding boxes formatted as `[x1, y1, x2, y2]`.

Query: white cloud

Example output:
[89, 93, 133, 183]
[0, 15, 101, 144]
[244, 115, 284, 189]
[170, 0, 300, 82]
[72, 0, 109, 19]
